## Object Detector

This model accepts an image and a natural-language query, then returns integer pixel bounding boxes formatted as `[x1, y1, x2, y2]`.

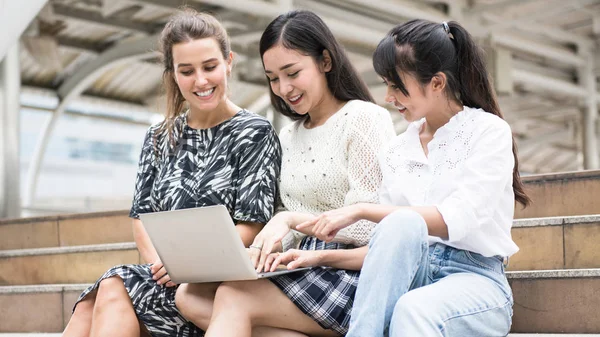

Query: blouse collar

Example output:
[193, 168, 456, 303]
[408, 106, 486, 140]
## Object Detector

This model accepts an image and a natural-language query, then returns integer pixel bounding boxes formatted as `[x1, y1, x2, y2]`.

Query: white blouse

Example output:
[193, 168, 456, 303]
[379, 106, 518, 257]
[279, 100, 396, 250]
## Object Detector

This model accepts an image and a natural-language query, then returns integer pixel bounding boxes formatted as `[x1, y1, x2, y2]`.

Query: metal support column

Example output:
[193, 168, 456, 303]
[581, 50, 599, 169]
[0, 43, 21, 218]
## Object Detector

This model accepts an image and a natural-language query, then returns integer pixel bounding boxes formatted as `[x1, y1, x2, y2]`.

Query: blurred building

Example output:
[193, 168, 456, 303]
[0, 0, 599, 218]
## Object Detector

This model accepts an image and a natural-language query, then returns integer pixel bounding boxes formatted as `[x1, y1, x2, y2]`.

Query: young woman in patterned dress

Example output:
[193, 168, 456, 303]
[61, 9, 282, 337]
[175, 10, 396, 337]
[300, 20, 531, 336]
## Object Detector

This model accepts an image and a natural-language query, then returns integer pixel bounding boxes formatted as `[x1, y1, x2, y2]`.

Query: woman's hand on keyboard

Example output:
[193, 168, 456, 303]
[265, 249, 322, 272]
[249, 214, 290, 272]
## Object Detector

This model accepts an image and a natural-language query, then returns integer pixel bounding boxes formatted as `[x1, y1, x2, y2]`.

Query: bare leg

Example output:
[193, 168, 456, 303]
[176, 282, 309, 337]
[62, 292, 96, 337]
[175, 282, 220, 330]
[206, 279, 340, 337]
[252, 327, 309, 337]
[90, 276, 140, 337]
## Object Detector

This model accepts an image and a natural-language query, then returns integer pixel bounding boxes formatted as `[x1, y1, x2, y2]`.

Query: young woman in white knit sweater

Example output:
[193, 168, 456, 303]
[175, 10, 395, 337]
[298, 20, 531, 336]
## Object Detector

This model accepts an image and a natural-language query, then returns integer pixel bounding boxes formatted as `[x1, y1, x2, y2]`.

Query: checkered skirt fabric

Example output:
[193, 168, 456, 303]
[270, 236, 360, 335]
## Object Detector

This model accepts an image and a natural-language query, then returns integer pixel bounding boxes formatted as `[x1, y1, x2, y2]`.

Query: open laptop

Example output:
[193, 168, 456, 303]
[139, 205, 310, 284]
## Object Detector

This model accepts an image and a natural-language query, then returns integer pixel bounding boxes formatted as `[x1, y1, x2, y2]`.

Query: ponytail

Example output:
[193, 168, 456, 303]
[373, 19, 530, 207]
[447, 22, 530, 207]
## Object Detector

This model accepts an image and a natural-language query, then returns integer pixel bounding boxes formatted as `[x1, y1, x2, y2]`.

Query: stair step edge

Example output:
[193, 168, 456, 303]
[507, 268, 600, 279]
[0, 242, 136, 258]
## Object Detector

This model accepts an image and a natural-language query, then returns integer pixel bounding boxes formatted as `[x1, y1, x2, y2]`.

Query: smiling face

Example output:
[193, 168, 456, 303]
[383, 73, 438, 122]
[172, 37, 232, 115]
[262, 44, 332, 116]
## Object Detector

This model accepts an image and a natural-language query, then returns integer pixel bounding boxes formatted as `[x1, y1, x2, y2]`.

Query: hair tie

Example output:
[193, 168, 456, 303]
[442, 21, 454, 40]
[442, 21, 450, 33]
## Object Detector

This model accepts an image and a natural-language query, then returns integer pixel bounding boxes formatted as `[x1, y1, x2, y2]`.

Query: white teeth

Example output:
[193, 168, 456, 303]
[195, 88, 214, 97]
[289, 94, 302, 102]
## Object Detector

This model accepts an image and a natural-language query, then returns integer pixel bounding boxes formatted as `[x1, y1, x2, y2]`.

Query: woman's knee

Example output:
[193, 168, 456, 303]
[215, 281, 244, 300]
[390, 291, 437, 333]
[214, 281, 253, 311]
[393, 291, 428, 319]
[372, 209, 427, 247]
[175, 283, 212, 316]
[72, 293, 96, 318]
[94, 276, 130, 309]
[174, 283, 190, 313]
[175, 283, 217, 329]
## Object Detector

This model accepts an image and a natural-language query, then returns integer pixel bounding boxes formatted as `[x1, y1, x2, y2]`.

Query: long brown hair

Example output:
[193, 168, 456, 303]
[156, 8, 230, 150]
[373, 19, 530, 207]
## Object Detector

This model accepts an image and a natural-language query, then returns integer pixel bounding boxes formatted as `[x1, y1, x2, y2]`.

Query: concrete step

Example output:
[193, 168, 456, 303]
[0, 210, 131, 250]
[3, 210, 599, 274]
[2, 269, 600, 334]
[507, 268, 600, 334]
[0, 284, 88, 333]
[509, 214, 600, 271]
[515, 170, 600, 219]
[0, 243, 139, 285]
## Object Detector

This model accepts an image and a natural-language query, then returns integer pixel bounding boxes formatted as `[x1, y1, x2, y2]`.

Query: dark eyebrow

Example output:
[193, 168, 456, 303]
[177, 58, 219, 67]
[264, 62, 297, 73]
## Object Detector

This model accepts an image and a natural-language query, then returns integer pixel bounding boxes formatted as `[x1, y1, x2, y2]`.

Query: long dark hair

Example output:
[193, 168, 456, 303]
[259, 10, 374, 120]
[373, 19, 530, 207]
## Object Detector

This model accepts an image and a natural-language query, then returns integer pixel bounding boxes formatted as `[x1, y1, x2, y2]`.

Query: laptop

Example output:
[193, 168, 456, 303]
[139, 205, 310, 284]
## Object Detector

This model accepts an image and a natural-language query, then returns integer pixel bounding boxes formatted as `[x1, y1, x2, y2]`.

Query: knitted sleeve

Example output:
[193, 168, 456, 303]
[334, 104, 395, 246]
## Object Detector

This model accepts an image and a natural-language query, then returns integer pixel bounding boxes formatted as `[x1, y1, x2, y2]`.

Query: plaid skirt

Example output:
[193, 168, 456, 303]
[270, 236, 360, 335]
[74, 264, 204, 337]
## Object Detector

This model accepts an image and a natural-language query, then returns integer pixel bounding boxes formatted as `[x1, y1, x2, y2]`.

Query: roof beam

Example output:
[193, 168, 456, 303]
[469, 0, 533, 14]
[297, 0, 394, 32]
[52, 3, 160, 34]
[482, 13, 592, 49]
[483, 0, 573, 33]
[57, 36, 106, 53]
[511, 69, 588, 99]
[126, 0, 220, 13]
[340, 0, 448, 23]
[492, 34, 585, 67]
[192, 0, 283, 17]
[200, 0, 387, 49]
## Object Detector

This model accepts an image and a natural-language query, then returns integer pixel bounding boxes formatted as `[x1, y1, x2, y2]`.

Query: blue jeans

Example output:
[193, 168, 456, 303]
[346, 210, 513, 337]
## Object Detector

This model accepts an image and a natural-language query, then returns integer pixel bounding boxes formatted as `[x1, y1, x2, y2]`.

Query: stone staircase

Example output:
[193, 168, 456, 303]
[507, 170, 600, 334]
[0, 211, 138, 332]
[0, 170, 599, 334]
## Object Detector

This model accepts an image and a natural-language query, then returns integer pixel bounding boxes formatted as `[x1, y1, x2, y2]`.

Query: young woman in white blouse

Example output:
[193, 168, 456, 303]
[175, 10, 395, 337]
[297, 20, 531, 336]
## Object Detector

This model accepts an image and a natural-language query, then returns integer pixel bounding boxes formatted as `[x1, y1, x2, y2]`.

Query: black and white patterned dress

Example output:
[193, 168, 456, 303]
[74, 109, 282, 337]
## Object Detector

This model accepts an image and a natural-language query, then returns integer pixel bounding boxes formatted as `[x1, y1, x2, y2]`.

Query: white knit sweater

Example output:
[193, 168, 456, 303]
[279, 100, 396, 250]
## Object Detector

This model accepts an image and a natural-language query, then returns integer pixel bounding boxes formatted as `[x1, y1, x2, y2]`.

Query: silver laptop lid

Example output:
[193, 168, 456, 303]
[140, 205, 258, 283]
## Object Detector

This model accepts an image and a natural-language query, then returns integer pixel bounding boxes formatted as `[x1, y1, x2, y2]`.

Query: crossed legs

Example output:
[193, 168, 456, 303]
[62, 276, 148, 337]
